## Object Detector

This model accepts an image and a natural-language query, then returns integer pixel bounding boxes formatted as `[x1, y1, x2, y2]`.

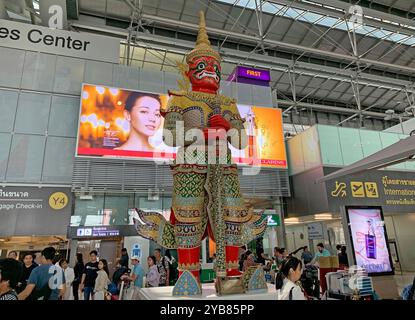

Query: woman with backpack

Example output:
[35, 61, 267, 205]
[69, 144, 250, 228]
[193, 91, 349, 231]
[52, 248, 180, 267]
[275, 257, 306, 300]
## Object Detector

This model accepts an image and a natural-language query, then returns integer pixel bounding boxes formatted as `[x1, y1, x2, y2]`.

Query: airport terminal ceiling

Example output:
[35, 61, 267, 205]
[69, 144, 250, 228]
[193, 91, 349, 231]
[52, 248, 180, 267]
[4, 0, 415, 131]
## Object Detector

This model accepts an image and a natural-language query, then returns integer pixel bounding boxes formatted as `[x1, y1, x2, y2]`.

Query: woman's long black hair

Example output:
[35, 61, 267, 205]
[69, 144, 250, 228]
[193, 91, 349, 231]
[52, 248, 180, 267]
[76, 253, 83, 265]
[148, 255, 157, 266]
[100, 259, 110, 276]
[275, 257, 302, 290]
[125, 92, 161, 112]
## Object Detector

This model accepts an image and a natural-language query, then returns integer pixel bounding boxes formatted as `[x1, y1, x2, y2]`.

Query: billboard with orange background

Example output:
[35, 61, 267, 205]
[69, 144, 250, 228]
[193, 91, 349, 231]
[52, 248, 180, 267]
[230, 105, 287, 168]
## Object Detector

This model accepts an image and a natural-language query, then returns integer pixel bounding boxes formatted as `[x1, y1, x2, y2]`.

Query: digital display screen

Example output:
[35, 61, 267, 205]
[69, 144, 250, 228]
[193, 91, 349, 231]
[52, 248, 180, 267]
[76, 84, 287, 168]
[345, 206, 394, 275]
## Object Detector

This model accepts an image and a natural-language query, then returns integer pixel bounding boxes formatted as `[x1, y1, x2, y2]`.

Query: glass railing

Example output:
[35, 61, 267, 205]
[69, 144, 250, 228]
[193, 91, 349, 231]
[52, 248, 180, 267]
[287, 124, 411, 175]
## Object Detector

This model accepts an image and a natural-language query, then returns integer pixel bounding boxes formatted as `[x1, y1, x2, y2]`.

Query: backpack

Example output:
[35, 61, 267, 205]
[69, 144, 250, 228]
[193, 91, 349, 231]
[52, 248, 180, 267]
[28, 282, 53, 300]
[169, 259, 179, 284]
[27, 269, 57, 301]
[160, 257, 178, 285]
[107, 282, 118, 295]
[238, 254, 246, 271]
[289, 287, 294, 300]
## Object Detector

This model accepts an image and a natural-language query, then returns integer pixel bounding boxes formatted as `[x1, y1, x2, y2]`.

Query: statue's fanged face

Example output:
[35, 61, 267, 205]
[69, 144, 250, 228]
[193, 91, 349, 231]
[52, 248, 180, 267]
[187, 56, 221, 93]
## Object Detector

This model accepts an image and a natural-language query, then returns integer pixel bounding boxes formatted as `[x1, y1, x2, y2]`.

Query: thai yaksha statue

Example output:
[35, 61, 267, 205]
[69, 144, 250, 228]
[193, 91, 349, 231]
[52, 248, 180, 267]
[134, 11, 266, 296]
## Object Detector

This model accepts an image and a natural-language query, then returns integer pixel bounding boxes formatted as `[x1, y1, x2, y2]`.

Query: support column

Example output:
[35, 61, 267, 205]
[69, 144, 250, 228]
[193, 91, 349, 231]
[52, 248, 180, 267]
[201, 237, 207, 264]
[0, 0, 9, 19]
[274, 197, 286, 248]
[69, 239, 78, 266]
[267, 226, 278, 255]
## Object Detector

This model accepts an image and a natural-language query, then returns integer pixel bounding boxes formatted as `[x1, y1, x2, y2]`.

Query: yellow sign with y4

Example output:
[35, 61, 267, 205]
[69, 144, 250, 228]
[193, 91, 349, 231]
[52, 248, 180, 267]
[49, 192, 68, 210]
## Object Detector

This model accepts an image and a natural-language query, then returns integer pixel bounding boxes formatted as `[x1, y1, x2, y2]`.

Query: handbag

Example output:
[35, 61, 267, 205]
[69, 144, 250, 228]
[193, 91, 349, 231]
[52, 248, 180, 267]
[215, 276, 245, 296]
[104, 290, 112, 301]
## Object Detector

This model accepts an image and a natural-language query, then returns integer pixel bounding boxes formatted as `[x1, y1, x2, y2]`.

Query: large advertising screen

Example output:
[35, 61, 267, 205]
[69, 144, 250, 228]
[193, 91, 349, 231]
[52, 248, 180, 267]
[76, 84, 287, 168]
[345, 206, 394, 275]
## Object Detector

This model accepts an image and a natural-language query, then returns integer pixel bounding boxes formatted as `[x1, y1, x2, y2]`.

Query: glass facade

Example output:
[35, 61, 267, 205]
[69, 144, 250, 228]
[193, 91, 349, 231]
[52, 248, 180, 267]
[0, 47, 274, 186]
[338, 127, 364, 165]
[0, 89, 78, 183]
[286, 126, 321, 175]
[318, 125, 343, 165]
[287, 124, 411, 175]
[71, 194, 172, 227]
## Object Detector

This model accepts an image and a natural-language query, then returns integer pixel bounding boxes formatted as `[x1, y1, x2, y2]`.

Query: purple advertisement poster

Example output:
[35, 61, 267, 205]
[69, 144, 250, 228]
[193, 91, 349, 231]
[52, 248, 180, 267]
[346, 206, 393, 275]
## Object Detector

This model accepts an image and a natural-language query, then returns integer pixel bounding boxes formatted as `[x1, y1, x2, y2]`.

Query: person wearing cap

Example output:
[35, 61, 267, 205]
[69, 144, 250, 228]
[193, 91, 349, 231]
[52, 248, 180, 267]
[125, 256, 144, 300]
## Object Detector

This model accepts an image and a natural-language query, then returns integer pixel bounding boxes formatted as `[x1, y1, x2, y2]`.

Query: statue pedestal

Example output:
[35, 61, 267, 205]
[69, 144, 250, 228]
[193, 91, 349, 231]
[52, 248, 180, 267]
[137, 283, 276, 300]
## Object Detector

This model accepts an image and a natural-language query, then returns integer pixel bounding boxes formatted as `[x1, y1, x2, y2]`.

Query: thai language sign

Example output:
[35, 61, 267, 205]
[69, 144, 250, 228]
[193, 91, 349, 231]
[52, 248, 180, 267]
[326, 167, 415, 212]
[0, 187, 72, 236]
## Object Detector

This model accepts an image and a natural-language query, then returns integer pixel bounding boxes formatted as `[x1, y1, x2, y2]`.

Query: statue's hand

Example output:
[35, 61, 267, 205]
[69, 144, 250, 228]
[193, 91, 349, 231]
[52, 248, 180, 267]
[209, 115, 231, 131]
[133, 208, 164, 241]
[133, 208, 177, 248]
[240, 209, 267, 244]
[203, 127, 227, 140]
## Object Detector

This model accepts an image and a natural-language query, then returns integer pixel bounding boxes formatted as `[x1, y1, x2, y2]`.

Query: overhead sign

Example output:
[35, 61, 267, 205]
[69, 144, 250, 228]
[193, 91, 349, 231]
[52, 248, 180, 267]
[326, 167, 415, 213]
[68, 225, 139, 238]
[0, 187, 73, 236]
[131, 243, 142, 259]
[307, 222, 324, 240]
[262, 209, 280, 226]
[266, 214, 280, 226]
[0, 19, 119, 63]
[237, 66, 271, 82]
[76, 226, 120, 237]
[227, 66, 271, 86]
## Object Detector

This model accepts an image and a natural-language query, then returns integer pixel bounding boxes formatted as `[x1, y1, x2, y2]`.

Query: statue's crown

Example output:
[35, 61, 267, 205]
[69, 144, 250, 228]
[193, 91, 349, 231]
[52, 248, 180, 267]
[186, 11, 221, 63]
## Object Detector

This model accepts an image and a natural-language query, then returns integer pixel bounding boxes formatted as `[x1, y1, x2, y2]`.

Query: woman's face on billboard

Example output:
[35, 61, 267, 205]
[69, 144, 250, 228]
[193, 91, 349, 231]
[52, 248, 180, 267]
[127, 96, 161, 137]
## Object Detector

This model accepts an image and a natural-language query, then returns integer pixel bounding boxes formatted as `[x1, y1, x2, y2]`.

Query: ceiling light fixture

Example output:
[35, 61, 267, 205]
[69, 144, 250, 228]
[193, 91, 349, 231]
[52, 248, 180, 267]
[314, 213, 333, 220]
[285, 217, 300, 224]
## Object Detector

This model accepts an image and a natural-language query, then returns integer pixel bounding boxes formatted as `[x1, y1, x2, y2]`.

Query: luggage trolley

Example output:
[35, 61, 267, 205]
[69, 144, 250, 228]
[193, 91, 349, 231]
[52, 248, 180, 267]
[118, 279, 131, 300]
